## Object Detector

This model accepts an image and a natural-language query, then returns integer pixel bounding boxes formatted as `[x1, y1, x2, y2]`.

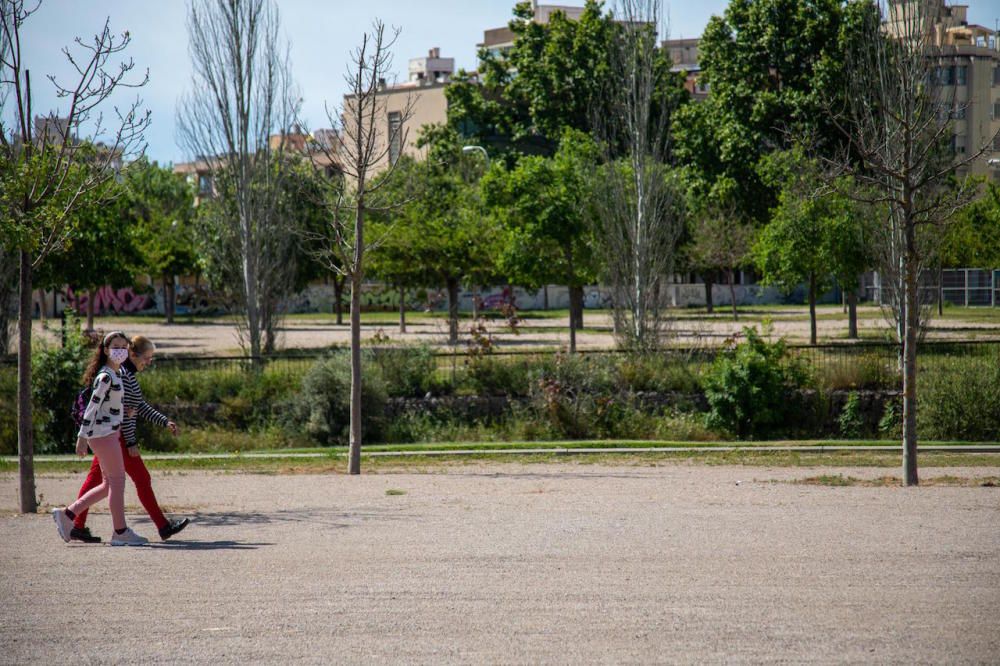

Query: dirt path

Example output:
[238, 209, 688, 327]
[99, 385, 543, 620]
[2, 463, 997, 664]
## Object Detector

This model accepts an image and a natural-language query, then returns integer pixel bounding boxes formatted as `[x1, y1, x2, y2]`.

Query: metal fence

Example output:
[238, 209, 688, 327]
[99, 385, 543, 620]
[3, 340, 999, 390]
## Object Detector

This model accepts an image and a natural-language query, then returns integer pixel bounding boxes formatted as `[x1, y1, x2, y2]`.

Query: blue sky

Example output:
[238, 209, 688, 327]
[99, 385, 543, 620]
[18, 0, 1000, 165]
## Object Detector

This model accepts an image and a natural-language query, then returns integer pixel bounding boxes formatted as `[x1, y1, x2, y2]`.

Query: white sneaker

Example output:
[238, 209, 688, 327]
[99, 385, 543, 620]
[52, 508, 73, 543]
[110, 527, 149, 546]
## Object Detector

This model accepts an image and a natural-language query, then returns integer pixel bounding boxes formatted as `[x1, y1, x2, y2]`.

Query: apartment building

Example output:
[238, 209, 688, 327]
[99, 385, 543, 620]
[662, 37, 708, 101]
[886, 1, 1000, 180]
[478, 2, 587, 60]
[338, 47, 455, 175]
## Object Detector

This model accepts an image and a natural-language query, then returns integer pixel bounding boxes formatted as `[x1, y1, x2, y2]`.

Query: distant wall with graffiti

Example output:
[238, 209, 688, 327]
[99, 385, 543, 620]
[65, 286, 156, 315]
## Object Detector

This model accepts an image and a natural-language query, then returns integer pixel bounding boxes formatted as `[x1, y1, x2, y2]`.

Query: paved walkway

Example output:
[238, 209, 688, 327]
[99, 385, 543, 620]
[2, 464, 998, 664]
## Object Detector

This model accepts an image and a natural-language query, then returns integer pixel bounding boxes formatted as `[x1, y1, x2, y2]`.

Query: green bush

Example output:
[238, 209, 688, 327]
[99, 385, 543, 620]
[31, 316, 92, 453]
[919, 358, 1000, 441]
[370, 344, 438, 397]
[838, 391, 863, 439]
[0, 365, 18, 455]
[462, 356, 534, 396]
[282, 351, 388, 445]
[616, 353, 701, 393]
[703, 328, 813, 440]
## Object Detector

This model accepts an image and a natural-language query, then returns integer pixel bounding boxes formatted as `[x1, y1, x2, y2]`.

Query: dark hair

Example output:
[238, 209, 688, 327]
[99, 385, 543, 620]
[81, 331, 128, 387]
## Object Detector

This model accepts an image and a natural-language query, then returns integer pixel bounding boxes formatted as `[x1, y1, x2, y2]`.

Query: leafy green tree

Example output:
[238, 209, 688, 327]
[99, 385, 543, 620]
[673, 0, 862, 223]
[38, 183, 143, 330]
[754, 150, 868, 343]
[126, 160, 197, 324]
[446, 1, 616, 158]
[373, 135, 499, 345]
[686, 195, 755, 321]
[482, 130, 600, 351]
[937, 182, 1000, 311]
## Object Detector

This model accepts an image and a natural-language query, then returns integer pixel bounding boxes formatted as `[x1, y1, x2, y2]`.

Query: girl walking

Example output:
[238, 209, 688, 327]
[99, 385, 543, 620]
[68, 335, 188, 543]
[53, 331, 148, 546]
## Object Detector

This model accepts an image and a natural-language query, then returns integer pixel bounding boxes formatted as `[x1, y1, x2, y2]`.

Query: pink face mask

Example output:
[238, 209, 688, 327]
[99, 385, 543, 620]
[109, 348, 129, 364]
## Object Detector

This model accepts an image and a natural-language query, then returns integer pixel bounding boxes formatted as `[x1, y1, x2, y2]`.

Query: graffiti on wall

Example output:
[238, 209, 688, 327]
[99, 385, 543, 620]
[66, 286, 155, 315]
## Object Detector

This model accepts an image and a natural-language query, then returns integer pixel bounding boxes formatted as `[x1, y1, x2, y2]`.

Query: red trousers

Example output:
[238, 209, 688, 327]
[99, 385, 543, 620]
[73, 433, 168, 531]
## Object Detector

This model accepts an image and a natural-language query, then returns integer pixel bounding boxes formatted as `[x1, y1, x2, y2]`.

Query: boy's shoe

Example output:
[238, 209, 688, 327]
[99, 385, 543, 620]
[159, 517, 190, 541]
[52, 508, 73, 543]
[70, 526, 102, 543]
[110, 527, 149, 546]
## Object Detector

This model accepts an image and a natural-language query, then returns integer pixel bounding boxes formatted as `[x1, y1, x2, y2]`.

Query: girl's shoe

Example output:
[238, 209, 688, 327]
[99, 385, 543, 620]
[159, 517, 190, 541]
[110, 527, 149, 546]
[52, 508, 73, 543]
[70, 526, 102, 543]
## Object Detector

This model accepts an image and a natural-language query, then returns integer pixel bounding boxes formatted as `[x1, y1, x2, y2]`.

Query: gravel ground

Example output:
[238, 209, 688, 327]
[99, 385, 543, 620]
[1, 463, 998, 664]
[30, 306, 1000, 355]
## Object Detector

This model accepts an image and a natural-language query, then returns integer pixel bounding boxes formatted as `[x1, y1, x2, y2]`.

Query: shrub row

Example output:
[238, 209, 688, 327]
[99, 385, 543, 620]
[7, 331, 1000, 454]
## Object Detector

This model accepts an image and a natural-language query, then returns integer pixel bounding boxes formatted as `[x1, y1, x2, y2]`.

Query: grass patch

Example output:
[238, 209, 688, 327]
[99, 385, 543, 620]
[385, 488, 407, 496]
[791, 473, 1000, 487]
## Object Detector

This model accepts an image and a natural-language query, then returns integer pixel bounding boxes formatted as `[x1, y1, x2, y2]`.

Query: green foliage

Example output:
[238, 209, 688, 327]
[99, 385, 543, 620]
[673, 0, 863, 223]
[125, 159, 198, 279]
[369, 344, 438, 398]
[481, 129, 600, 291]
[878, 399, 902, 439]
[35, 179, 143, 293]
[30, 313, 92, 453]
[445, 0, 617, 158]
[941, 182, 1000, 268]
[283, 352, 388, 445]
[919, 359, 1000, 441]
[838, 391, 863, 439]
[703, 328, 813, 439]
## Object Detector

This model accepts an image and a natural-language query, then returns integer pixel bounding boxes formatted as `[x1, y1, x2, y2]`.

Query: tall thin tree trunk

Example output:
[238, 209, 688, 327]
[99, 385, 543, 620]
[937, 265, 943, 316]
[348, 202, 365, 476]
[164, 274, 175, 325]
[86, 288, 96, 332]
[704, 272, 714, 314]
[446, 276, 460, 346]
[333, 276, 345, 325]
[808, 272, 817, 345]
[728, 269, 738, 321]
[847, 290, 858, 339]
[543, 285, 549, 310]
[472, 285, 479, 320]
[902, 233, 919, 486]
[17, 250, 37, 513]
[398, 284, 406, 334]
[37, 289, 46, 324]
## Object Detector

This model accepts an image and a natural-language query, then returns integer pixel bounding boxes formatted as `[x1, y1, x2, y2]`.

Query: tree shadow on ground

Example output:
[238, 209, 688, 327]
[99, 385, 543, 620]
[150, 539, 272, 551]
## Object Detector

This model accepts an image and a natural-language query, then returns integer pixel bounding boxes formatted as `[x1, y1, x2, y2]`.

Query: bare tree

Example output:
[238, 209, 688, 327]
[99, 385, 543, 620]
[828, 0, 992, 485]
[593, 0, 685, 349]
[177, 0, 299, 357]
[0, 0, 149, 513]
[306, 21, 415, 475]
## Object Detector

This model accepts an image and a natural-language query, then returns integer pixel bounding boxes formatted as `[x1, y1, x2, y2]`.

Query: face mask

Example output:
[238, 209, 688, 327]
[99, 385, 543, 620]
[109, 348, 129, 364]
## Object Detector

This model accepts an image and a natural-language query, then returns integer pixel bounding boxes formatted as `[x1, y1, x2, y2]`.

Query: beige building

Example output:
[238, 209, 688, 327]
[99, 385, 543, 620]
[338, 47, 455, 176]
[663, 37, 708, 101]
[886, 1, 1000, 180]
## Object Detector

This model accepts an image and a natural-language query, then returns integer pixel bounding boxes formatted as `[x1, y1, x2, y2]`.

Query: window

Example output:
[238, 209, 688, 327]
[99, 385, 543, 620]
[994, 101, 1000, 120]
[938, 66, 953, 85]
[387, 111, 402, 165]
[994, 134, 1000, 152]
[198, 174, 212, 195]
[956, 65, 967, 86]
[994, 67, 1000, 86]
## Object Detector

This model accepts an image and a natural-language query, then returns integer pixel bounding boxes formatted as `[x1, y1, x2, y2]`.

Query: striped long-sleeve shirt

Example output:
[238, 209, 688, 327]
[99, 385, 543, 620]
[121, 359, 169, 447]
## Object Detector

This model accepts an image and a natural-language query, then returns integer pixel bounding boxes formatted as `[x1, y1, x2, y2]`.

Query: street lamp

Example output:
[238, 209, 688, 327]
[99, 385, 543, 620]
[461, 144, 489, 165]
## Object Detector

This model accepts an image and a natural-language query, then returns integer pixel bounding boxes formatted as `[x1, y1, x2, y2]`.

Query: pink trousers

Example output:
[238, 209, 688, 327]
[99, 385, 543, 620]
[68, 432, 126, 531]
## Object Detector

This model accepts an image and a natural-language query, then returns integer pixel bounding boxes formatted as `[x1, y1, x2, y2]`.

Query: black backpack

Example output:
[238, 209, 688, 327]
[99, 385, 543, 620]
[72, 385, 94, 431]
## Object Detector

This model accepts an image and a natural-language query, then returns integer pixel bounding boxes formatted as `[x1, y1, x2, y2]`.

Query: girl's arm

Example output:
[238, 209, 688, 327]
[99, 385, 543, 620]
[78, 372, 112, 438]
